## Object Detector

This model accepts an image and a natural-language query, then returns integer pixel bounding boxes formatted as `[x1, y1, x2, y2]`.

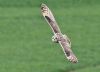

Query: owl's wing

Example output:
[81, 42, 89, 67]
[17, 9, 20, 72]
[41, 3, 61, 34]
[58, 34, 78, 63]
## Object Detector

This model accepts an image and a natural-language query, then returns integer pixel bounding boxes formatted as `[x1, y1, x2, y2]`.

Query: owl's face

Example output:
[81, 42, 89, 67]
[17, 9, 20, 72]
[52, 35, 59, 43]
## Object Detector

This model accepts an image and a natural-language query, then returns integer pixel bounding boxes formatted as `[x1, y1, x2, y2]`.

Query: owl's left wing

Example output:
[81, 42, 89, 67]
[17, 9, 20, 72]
[58, 34, 78, 63]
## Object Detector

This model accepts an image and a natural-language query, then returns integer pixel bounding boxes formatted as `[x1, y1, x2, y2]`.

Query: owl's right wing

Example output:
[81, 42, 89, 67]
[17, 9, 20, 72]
[41, 3, 61, 34]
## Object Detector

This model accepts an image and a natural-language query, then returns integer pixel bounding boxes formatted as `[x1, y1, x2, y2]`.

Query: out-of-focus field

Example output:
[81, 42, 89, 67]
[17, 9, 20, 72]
[0, 0, 100, 72]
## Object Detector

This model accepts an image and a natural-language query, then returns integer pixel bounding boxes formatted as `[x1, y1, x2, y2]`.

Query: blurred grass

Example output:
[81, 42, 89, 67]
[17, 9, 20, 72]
[0, 0, 100, 7]
[73, 66, 100, 72]
[0, 0, 100, 72]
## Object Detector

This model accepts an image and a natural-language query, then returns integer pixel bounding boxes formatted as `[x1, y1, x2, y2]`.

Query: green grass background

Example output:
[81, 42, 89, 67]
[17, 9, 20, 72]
[0, 0, 100, 72]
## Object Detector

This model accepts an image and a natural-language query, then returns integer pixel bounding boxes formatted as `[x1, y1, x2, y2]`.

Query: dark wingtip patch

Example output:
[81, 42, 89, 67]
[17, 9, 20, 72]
[45, 16, 51, 23]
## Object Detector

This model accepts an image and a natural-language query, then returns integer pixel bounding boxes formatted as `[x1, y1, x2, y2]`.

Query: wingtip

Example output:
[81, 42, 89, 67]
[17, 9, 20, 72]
[41, 3, 46, 7]
[41, 3, 45, 5]
[67, 56, 78, 63]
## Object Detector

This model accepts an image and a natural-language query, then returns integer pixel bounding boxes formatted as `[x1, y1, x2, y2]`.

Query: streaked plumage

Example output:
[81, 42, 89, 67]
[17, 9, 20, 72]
[41, 3, 78, 63]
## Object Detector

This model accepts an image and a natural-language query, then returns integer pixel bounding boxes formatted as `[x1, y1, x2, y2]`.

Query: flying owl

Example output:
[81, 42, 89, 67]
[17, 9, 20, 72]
[41, 3, 78, 63]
